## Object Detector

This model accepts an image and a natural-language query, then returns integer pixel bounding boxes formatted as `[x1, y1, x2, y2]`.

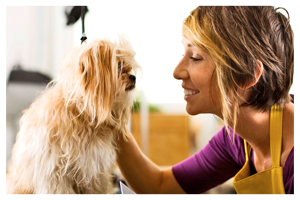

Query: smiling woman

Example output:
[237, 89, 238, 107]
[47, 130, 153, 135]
[172, 6, 294, 194]
[181, 6, 294, 133]
[116, 6, 294, 194]
[174, 38, 221, 116]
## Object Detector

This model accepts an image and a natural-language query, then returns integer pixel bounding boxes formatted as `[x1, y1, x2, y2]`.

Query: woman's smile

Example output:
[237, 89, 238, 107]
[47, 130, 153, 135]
[173, 38, 220, 115]
[183, 88, 200, 100]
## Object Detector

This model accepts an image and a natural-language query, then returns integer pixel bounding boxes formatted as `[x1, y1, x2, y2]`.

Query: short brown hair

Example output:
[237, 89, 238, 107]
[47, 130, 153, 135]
[183, 6, 294, 132]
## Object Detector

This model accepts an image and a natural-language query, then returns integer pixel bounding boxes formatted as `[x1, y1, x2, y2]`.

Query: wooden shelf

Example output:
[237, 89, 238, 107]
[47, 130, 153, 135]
[131, 113, 190, 166]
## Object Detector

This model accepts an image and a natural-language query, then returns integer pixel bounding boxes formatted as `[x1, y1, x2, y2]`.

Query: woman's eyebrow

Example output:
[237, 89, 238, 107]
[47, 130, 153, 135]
[182, 39, 194, 47]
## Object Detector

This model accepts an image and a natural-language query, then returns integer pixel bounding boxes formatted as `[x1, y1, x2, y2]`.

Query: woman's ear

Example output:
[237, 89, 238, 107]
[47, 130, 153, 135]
[244, 60, 264, 89]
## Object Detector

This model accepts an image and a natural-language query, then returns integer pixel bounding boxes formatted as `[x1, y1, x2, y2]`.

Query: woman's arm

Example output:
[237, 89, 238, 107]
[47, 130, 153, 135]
[116, 131, 185, 194]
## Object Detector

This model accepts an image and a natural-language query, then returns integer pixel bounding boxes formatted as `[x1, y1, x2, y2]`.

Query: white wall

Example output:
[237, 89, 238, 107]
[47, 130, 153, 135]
[6, 6, 75, 167]
[72, 1, 203, 105]
[6, 6, 74, 82]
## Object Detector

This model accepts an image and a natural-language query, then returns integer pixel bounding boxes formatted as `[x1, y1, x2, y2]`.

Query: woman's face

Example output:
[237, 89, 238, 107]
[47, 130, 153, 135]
[173, 38, 221, 116]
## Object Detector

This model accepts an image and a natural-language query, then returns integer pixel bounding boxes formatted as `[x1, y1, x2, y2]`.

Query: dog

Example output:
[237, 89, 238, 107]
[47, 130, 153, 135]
[6, 36, 140, 194]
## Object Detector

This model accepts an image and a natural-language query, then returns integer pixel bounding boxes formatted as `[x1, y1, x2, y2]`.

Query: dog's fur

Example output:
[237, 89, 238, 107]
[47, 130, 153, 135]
[6, 37, 140, 194]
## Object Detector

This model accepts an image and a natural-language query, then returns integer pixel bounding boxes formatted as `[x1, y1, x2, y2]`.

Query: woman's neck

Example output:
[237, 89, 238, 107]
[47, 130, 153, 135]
[235, 106, 271, 160]
[230, 103, 294, 171]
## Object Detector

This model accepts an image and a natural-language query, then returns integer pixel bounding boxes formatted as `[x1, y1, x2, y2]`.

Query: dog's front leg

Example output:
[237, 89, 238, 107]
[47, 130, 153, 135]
[35, 175, 77, 194]
[82, 174, 115, 194]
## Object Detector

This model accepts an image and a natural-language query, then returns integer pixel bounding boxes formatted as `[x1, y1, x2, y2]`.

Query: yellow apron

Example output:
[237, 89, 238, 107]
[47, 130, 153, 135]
[232, 104, 285, 194]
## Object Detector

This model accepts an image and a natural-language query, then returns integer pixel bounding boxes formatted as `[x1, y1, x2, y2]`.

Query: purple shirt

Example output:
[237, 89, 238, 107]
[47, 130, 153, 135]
[172, 126, 294, 194]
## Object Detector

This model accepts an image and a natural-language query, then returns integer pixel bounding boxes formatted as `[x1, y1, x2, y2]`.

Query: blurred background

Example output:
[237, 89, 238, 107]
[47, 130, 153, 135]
[6, 2, 297, 194]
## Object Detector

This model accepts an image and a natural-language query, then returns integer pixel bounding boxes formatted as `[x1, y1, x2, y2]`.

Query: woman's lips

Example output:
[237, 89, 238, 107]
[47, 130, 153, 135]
[183, 88, 199, 100]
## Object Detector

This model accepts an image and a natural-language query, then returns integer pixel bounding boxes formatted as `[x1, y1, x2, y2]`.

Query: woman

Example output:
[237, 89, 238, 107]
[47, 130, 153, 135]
[117, 6, 294, 194]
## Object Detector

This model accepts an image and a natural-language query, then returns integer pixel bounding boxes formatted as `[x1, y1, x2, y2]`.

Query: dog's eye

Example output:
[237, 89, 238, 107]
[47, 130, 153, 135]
[118, 62, 122, 71]
[118, 62, 129, 74]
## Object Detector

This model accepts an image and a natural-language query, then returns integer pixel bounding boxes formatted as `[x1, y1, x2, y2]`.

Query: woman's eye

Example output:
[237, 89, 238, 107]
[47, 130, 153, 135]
[190, 57, 202, 62]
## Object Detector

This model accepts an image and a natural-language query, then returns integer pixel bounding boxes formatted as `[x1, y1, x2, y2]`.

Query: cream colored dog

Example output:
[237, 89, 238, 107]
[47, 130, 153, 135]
[6, 36, 140, 194]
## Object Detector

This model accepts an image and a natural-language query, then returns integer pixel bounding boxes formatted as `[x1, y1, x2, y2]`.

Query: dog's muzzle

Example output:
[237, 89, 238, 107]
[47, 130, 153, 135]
[126, 75, 136, 91]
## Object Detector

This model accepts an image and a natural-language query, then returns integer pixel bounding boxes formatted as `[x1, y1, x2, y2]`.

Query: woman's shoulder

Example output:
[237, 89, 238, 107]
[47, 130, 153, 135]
[213, 126, 244, 149]
[209, 126, 246, 166]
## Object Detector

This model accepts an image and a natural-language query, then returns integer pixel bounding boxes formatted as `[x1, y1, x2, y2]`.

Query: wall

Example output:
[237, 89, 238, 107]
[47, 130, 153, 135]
[6, 6, 74, 81]
[6, 6, 75, 168]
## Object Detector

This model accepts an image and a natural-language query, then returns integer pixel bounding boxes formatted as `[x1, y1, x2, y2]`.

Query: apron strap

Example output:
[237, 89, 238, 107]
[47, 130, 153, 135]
[243, 139, 252, 161]
[270, 104, 283, 167]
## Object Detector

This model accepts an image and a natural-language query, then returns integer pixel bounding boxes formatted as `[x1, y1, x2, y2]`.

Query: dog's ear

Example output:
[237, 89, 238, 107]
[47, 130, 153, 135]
[75, 40, 117, 126]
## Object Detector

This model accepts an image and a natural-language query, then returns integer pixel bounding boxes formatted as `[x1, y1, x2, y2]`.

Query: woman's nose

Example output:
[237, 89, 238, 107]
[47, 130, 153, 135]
[173, 57, 189, 80]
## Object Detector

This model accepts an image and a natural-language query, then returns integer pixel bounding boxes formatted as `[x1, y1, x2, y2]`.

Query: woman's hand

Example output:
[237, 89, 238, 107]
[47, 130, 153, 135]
[116, 129, 185, 194]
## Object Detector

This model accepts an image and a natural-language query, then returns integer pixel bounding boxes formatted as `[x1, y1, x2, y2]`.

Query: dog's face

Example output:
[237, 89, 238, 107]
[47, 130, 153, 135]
[118, 61, 136, 92]
[116, 52, 137, 96]
[59, 36, 140, 127]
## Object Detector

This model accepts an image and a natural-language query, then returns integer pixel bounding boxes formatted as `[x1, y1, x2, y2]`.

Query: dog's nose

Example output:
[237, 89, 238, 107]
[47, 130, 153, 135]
[129, 75, 136, 83]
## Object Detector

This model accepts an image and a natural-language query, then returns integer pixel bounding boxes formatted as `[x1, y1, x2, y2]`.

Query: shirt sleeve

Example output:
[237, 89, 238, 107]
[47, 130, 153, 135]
[283, 147, 294, 194]
[172, 126, 244, 194]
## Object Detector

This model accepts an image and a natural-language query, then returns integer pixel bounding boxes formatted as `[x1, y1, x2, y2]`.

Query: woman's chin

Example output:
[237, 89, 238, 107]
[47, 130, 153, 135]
[185, 106, 200, 116]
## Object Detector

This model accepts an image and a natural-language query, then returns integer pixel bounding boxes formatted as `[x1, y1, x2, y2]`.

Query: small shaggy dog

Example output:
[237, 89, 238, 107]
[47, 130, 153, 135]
[6, 36, 140, 194]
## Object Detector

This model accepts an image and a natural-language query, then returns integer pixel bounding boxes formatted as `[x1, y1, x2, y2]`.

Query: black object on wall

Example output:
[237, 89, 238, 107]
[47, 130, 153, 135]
[7, 64, 52, 85]
[65, 6, 88, 26]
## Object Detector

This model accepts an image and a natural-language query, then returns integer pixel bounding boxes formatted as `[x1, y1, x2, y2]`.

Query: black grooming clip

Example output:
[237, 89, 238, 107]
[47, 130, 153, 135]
[65, 6, 88, 44]
[80, 6, 88, 44]
[81, 33, 87, 44]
